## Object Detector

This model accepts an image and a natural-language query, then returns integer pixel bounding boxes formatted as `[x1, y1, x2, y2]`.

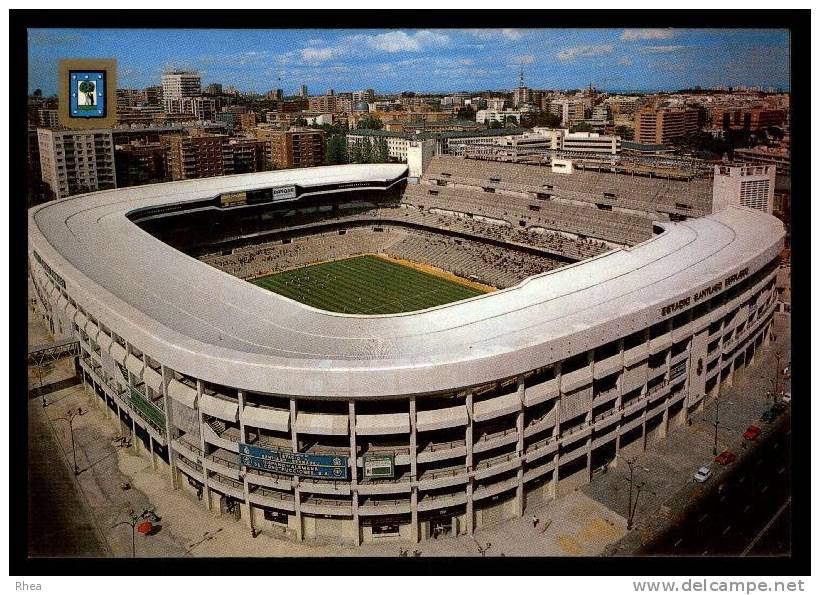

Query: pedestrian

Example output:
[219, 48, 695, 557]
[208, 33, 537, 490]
[41, 395, 47, 408]
[532, 515, 539, 528]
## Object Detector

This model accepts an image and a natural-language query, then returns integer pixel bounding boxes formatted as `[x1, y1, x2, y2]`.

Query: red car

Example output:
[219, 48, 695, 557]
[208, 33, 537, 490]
[743, 425, 761, 441]
[715, 450, 737, 465]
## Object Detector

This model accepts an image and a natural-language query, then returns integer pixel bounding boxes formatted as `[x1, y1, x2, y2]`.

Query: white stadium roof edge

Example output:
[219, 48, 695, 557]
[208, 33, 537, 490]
[29, 163, 785, 399]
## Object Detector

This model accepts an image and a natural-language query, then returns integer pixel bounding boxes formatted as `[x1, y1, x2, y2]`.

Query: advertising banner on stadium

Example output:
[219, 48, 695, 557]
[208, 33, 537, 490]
[363, 454, 394, 479]
[270, 186, 297, 202]
[239, 443, 348, 479]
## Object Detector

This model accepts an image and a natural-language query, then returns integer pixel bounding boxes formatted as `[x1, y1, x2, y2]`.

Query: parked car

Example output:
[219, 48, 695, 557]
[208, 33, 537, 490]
[693, 466, 712, 483]
[780, 392, 791, 404]
[743, 425, 762, 441]
[760, 409, 776, 423]
[772, 401, 787, 413]
[714, 450, 736, 465]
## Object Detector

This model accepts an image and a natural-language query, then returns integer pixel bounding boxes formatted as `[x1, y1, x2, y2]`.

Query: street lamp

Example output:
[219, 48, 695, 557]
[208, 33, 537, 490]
[112, 508, 156, 558]
[621, 455, 640, 530]
[54, 407, 85, 475]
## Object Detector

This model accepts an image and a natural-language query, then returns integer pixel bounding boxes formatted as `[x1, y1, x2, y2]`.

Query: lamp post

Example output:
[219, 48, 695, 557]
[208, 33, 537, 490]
[112, 508, 155, 558]
[54, 407, 84, 475]
[622, 455, 639, 530]
[713, 381, 722, 456]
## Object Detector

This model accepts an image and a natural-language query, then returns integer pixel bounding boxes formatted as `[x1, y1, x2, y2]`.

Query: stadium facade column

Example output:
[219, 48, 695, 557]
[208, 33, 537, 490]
[515, 377, 525, 518]
[237, 390, 255, 535]
[289, 398, 303, 540]
[585, 351, 594, 481]
[409, 396, 419, 543]
[197, 379, 212, 512]
[348, 400, 361, 546]
[465, 392, 474, 535]
[550, 363, 561, 499]
[160, 364, 179, 489]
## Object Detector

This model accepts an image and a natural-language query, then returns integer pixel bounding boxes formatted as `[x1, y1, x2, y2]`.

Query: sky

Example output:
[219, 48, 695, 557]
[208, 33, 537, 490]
[28, 28, 790, 95]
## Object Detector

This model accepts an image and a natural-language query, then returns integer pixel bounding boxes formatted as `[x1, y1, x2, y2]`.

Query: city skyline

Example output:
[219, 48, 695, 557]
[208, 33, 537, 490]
[28, 28, 790, 95]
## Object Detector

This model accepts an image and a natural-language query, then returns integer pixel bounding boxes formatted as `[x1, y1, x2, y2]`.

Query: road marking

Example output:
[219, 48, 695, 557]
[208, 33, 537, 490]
[738, 475, 746, 483]
[698, 513, 708, 523]
[701, 549, 709, 556]
[720, 495, 726, 502]
[744, 505, 751, 513]
[778, 467, 786, 475]
[742, 497, 791, 556]
[761, 485, 768, 494]
[723, 525, 732, 535]
[674, 538, 683, 548]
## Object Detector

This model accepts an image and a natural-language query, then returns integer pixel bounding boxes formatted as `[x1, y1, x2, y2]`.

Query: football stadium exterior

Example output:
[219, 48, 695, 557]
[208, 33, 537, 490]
[29, 163, 784, 545]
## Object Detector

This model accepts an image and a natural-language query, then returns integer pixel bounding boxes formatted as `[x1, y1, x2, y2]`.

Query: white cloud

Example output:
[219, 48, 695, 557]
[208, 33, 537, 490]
[512, 54, 536, 65]
[618, 57, 633, 66]
[465, 29, 523, 42]
[621, 28, 677, 41]
[300, 47, 335, 63]
[640, 45, 687, 54]
[350, 30, 450, 53]
[556, 44, 614, 61]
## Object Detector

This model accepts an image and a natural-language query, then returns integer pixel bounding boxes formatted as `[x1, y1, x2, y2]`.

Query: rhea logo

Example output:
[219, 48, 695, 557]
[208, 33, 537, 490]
[16, 582, 42, 591]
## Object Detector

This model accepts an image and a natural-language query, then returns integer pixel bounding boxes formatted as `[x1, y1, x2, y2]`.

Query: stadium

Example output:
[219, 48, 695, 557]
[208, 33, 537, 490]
[28, 156, 784, 545]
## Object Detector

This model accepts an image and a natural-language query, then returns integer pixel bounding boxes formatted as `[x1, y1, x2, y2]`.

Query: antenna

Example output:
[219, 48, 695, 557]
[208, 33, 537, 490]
[519, 70, 525, 88]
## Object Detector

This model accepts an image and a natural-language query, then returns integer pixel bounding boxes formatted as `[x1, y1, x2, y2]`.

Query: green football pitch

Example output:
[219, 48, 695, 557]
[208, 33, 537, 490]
[250, 254, 487, 314]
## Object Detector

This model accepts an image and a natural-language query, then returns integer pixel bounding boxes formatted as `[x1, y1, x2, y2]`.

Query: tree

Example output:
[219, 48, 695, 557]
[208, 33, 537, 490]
[456, 106, 476, 121]
[376, 137, 389, 163]
[78, 80, 96, 106]
[570, 122, 594, 133]
[292, 116, 308, 127]
[360, 138, 373, 163]
[326, 135, 348, 165]
[350, 141, 363, 164]
[614, 125, 633, 141]
[358, 116, 384, 130]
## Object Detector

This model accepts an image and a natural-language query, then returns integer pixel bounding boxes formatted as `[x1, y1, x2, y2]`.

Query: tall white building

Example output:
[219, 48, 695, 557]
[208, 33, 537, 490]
[37, 128, 116, 199]
[712, 164, 776, 214]
[162, 71, 201, 113]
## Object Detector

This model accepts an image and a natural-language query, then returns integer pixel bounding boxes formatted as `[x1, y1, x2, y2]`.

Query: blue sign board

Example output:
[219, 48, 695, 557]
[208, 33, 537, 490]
[69, 70, 107, 119]
[239, 443, 348, 480]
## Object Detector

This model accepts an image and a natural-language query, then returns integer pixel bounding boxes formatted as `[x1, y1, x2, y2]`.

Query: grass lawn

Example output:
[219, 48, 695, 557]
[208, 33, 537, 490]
[250, 254, 486, 314]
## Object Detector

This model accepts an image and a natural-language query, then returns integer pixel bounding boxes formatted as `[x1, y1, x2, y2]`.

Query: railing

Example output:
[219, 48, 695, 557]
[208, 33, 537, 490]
[560, 422, 591, 441]
[206, 451, 241, 470]
[475, 426, 517, 443]
[593, 407, 619, 423]
[252, 486, 294, 502]
[359, 497, 409, 508]
[420, 438, 466, 453]
[526, 434, 557, 454]
[475, 450, 518, 470]
[418, 465, 466, 481]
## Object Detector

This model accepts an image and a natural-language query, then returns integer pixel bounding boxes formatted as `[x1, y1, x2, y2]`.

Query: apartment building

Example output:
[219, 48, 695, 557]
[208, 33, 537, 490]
[634, 107, 699, 144]
[37, 128, 117, 199]
[162, 133, 226, 180]
[254, 127, 325, 169]
[162, 71, 201, 113]
[114, 141, 169, 187]
[309, 95, 338, 113]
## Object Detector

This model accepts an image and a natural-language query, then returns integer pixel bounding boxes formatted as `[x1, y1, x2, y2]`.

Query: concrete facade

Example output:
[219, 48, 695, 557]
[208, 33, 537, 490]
[28, 164, 783, 546]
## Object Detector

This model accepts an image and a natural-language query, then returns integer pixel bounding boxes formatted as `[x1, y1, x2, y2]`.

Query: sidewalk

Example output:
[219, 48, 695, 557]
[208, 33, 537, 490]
[589, 312, 791, 555]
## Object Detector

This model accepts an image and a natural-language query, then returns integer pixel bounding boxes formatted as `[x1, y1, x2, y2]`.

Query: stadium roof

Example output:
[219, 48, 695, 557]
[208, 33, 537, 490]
[29, 165, 784, 398]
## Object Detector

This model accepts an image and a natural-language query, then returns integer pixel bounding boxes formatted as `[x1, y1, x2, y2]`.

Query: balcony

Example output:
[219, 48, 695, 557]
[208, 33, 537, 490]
[357, 497, 411, 517]
[416, 490, 468, 512]
[416, 464, 469, 491]
[593, 353, 622, 380]
[356, 471, 413, 495]
[524, 377, 559, 407]
[300, 496, 353, 517]
[559, 422, 592, 444]
[248, 486, 295, 512]
[560, 366, 593, 394]
[204, 449, 242, 481]
[473, 391, 521, 423]
[473, 451, 520, 481]
[473, 427, 518, 454]
[208, 472, 244, 499]
[417, 438, 467, 464]
[648, 332, 672, 354]
[416, 405, 468, 432]
[472, 476, 518, 502]
[623, 343, 648, 367]
[202, 421, 240, 453]
[592, 386, 619, 406]
[523, 407, 557, 438]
